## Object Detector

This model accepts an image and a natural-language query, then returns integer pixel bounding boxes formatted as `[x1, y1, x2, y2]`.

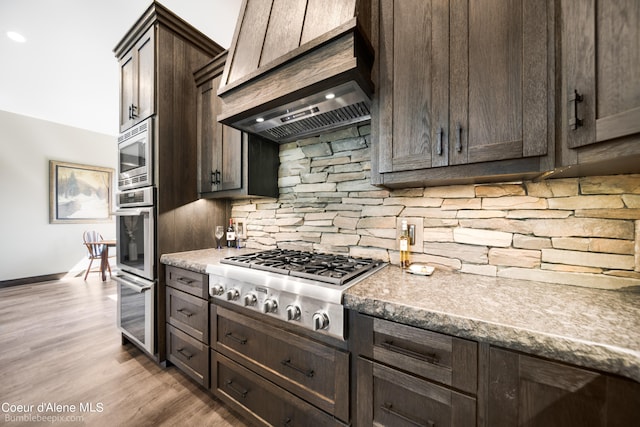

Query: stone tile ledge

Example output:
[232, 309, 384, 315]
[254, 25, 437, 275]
[345, 265, 640, 382]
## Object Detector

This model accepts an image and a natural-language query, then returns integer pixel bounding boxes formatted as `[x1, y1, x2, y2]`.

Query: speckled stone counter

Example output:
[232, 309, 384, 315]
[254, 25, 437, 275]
[161, 249, 640, 383]
[345, 264, 640, 383]
[161, 247, 255, 273]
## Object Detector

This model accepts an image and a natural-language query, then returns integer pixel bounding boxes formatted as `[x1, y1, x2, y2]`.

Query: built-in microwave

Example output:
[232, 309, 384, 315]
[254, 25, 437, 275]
[118, 117, 153, 190]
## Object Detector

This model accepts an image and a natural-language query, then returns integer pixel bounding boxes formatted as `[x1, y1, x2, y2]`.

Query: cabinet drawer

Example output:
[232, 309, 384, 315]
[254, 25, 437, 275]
[166, 265, 208, 299]
[372, 317, 477, 395]
[166, 287, 208, 344]
[211, 351, 343, 427]
[357, 357, 476, 427]
[167, 324, 209, 387]
[212, 305, 349, 422]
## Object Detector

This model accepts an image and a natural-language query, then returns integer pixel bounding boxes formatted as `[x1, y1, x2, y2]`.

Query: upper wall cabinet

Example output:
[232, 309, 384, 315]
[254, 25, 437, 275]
[371, 0, 553, 188]
[556, 0, 640, 176]
[118, 27, 155, 133]
[195, 52, 279, 199]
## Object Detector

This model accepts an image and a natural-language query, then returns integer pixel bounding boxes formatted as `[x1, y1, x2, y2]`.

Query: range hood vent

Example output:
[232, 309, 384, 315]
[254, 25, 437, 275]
[265, 102, 370, 142]
[235, 81, 371, 143]
[217, 0, 373, 143]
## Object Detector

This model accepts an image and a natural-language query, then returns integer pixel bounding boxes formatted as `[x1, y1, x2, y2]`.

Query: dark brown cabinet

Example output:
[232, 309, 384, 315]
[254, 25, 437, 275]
[557, 0, 640, 174]
[165, 265, 210, 387]
[352, 313, 478, 426]
[487, 347, 640, 427]
[210, 304, 349, 425]
[211, 352, 340, 427]
[195, 52, 279, 199]
[372, 0, 553, 187]
[118, 26, 155, 133]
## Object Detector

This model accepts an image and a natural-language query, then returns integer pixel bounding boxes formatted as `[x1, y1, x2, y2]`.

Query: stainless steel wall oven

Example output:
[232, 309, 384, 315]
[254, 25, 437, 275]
[115, 185, 156, 355]
[115, 187, 155, 280]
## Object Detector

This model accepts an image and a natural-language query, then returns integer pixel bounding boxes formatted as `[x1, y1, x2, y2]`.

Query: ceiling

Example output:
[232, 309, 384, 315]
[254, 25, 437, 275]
[0, 0, 242, 136]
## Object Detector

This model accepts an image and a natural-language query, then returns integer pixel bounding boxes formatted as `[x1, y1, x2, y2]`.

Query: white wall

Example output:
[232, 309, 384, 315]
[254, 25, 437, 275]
[0, 110, 117, 281]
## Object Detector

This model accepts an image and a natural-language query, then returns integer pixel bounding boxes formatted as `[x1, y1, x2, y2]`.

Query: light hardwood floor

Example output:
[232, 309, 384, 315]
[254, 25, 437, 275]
[0, 276, 248, 426]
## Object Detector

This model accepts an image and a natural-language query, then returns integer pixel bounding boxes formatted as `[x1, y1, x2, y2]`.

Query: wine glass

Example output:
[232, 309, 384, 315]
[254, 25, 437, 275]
[214, 226, 224, 249]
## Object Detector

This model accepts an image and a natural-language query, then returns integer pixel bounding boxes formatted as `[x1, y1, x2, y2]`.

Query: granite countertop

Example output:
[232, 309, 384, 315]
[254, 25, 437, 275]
[161, 247, 252, 273]
[345, 264, 640, 383]
[161, 248, 640, 383]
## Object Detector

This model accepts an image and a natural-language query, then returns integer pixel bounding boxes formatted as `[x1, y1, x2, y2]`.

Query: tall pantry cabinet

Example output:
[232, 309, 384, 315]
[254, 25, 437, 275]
[114, 2, 228, 362]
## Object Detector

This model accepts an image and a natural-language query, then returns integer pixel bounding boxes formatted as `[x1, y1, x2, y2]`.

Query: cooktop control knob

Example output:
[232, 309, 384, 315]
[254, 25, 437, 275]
[243, 293, 257, 307]
[211, 284, 225, 296]
[312, 312, 330, 331]
[263, 299, 278, 314]
[286, 305, 301, 321]
[226, 288, 240, 301]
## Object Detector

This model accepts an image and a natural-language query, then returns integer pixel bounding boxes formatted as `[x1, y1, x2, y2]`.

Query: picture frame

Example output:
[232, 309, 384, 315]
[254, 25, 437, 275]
[235, 219, 246, 238]
[49, 160, 114, 224]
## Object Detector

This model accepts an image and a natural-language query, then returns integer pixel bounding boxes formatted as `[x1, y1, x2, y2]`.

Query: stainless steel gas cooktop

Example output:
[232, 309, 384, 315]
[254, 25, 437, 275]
[207, 250, 387, 340]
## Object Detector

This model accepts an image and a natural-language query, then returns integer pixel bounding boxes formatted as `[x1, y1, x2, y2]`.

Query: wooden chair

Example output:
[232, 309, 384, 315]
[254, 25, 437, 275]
[82, 230, 111, 280]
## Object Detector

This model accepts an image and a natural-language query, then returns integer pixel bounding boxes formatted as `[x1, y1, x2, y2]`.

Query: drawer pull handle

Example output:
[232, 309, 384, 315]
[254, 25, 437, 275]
[281, 359, 314, 378]
[176, 347, 193, 360]
[225, 380, 248, 399]
[225, 332, 247, 345]
[381, 341, 440, 366]
[382, 402, 435, 427]
[176, 308, 193, 318]
[176, 277, 195, 285]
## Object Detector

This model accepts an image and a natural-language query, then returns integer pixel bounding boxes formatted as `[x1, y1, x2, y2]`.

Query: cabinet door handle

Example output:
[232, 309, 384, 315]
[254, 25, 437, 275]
[225, 380, 248, 399]
[176, 347, 193, 360]
[381, 402, 435, 427]
[569, 89, 583, 130]
[281, 359, 314, 377]
[211, 169, 221, 185]
[436, 128, 443, 155]
[224, 332, 247, 345]
[381, 340, 441, 366]
[176, 308, 193, 318]
[455, 124, 462, 152]
[131, 104, 138, 118]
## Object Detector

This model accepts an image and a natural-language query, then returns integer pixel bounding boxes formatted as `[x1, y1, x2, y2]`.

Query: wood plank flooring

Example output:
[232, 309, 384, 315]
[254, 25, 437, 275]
[0, 276, 249, 426]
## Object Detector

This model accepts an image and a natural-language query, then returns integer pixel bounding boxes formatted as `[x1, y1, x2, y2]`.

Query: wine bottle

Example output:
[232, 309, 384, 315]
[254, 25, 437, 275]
[399, 220, 410, 268]
[226, 218, 236, 248]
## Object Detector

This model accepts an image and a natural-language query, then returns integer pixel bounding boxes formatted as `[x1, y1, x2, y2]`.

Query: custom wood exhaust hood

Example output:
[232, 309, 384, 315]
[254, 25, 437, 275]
[217, 0, 374, 143]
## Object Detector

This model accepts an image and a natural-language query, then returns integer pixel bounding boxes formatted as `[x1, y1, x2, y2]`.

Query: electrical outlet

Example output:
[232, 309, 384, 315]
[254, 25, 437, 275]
[396, 217, 423, 250]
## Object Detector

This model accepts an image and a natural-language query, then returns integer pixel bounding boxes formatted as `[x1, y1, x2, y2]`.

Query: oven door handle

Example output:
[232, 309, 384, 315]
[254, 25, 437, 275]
[115, 274, 153, 293]
[115, 208, 150, 216]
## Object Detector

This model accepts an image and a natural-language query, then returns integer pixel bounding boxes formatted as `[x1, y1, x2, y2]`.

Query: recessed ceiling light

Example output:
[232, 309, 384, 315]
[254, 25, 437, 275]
[256, 117, 264, 123]
[325, 93, 335, 100]
[7, 31, 26, 43]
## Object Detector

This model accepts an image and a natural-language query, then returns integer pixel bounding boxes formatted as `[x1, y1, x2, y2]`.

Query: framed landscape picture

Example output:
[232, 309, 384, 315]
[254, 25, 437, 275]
[49, 160, 114, 224]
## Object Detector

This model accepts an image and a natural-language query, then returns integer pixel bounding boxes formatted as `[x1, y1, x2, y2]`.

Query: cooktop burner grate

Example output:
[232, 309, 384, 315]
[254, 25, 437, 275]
[221, 249, 384, 285]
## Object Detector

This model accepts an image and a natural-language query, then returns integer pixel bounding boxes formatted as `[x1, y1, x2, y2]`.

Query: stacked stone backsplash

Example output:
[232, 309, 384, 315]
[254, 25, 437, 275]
[231, 124, 640, 291]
